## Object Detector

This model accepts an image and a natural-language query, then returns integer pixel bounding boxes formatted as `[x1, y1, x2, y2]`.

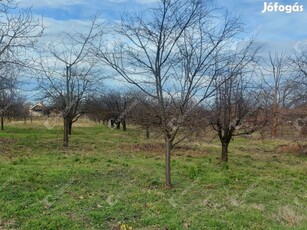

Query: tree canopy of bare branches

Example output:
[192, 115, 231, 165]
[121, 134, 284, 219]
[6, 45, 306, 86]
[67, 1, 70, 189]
[210, 38, 261, 162]
[0, 0, 43, 68]
[34, 18, 104, 147]
[0, 63, 19, 130]
[262, 52, 291, 137]
[94, 0, 249, 187]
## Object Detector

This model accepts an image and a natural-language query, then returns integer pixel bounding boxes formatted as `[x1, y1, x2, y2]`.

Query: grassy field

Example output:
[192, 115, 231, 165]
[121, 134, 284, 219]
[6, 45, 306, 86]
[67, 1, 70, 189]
[0, 120, 306, 229]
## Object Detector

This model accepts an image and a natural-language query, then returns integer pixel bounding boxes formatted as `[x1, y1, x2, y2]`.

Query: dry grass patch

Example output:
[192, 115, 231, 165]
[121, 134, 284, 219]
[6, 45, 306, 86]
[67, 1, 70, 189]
[274, 205, 304, 227]
[276, 143, 307, 156]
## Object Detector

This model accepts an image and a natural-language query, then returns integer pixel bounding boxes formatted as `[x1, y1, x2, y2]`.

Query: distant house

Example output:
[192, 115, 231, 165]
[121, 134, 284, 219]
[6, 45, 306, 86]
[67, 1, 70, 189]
[29, 102, 46, 117]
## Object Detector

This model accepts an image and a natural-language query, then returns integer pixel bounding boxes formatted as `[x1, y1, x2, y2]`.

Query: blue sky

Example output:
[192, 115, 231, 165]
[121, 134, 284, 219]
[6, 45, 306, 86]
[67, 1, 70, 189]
[20, 0, 307, 53]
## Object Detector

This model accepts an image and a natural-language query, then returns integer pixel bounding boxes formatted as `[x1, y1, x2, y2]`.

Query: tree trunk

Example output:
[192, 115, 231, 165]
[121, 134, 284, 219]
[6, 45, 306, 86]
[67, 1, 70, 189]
[221, 142, 229, 162]
[63, 117, 69, 147]
[116, 121, 120, 130]
[68, 119, 72, 135]
[1, 115, 4, 130]
[146, 126, 150, 139]
[272, 95, 278, 138]
[110, 118, 115, 128]
[122, 119, 126, 131]
[165, 138, 172, 187]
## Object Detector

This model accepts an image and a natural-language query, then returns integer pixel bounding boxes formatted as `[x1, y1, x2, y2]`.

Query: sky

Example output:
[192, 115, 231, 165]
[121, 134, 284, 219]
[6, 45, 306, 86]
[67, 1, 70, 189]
[19, 0, 307, 53]
[215, 0, 307, 51]
[17, 0, 307, 101]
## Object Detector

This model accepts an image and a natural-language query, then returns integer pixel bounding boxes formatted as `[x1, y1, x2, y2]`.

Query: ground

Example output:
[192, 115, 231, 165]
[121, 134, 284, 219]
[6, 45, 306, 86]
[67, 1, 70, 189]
[0, 120, 306, 229]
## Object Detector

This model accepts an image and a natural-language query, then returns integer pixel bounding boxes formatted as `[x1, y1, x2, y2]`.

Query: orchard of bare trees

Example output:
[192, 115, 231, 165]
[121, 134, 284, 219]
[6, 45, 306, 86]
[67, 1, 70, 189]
[1, 0, 307, 187]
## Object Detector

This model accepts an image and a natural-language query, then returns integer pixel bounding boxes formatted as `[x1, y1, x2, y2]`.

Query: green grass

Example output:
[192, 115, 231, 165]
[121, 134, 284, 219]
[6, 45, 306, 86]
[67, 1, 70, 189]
[0, 120, 306, 229]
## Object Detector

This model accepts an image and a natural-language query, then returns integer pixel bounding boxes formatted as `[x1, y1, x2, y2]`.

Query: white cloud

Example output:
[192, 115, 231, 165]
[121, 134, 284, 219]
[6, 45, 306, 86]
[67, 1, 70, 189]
[20, 0, 84, 8]
[42, 17, 93, 36]
[105, 0, 159, 4]
[106, 0, 128, 3]
[22, 0, 159, 8]
[136, 0, 159, 3]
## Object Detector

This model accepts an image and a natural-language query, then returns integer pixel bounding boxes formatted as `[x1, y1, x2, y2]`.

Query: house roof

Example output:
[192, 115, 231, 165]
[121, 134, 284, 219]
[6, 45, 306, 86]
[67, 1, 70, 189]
[29, 102, 45, 111]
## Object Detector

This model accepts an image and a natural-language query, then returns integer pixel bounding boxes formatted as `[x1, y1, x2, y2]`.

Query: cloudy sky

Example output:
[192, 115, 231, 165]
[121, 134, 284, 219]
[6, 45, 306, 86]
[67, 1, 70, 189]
[19, 0, 307, 52]
[18, 0, 307, 100]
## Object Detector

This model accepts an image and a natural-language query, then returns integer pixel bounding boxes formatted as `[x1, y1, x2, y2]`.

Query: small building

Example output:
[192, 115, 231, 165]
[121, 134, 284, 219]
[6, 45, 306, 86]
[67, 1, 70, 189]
[29, 102, 46, 117]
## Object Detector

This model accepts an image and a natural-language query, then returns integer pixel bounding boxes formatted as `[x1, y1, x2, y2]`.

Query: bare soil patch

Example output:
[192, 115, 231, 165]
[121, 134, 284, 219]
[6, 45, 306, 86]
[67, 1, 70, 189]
[0, 137, 16, 145]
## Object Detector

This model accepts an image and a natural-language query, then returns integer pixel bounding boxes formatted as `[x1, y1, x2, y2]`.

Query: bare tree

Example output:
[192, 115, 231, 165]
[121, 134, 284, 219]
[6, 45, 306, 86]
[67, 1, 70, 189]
[84, 95, 109, 124]
[0, 0, 43, 67]
[261, 52, 293, 138]
[6, 94, 27, 121]
[292, 48, 307, 105]
[129, 93, 161, 139]
[35, 18, 103, 147]
[0, 0, 43, 130]
[95, 0, 243, 187]
[211, 40, 261, 162]
[0, 63, 19, 130]
[99, 91, 137, 131]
